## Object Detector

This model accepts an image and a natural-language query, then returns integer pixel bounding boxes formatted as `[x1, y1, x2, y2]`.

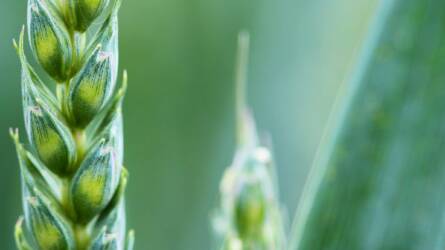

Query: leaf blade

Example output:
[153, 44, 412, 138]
[290, 0, 445, 249]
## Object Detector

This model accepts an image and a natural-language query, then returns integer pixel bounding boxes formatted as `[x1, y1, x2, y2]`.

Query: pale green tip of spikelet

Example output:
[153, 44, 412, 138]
[111, 70, 128, 103]
[121, 166, 129, 186]
[15, 216, 32, 250]
[114, 167, 129, 201]
[126, 230, 135, 250]
[114, 69, 128, 109]
[12, 26, 25, 59]
[9, 127, 25, 158]
[12, 25, 25, 51]
[120, 70, 128, 96]
[9, 127, 20, 144]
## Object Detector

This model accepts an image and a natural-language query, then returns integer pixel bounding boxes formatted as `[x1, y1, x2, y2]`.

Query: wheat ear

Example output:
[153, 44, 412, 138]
[11, 0, 134, 249]
[213, 32, 286, 250]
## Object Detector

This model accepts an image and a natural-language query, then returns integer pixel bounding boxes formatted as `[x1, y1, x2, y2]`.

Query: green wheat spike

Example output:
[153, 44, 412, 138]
[213, 32, 286, 250]
[11, 0, 134, 249]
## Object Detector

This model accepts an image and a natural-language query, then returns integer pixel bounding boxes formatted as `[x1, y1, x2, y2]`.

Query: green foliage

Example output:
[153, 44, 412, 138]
[290, 0, 445, 249]
[11, 0, 133, 249]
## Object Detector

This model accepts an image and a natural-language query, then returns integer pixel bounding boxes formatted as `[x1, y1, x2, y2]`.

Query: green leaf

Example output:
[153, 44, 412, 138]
[27, 0, 73, 82]
[290, 0, 445, 249]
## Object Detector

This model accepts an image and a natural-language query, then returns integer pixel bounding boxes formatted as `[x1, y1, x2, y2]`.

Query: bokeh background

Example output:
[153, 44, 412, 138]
[0, 0, 378, 249]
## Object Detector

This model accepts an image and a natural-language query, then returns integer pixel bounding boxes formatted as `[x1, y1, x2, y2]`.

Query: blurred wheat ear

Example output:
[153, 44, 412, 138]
[289, 0, 445, 249]
[212, 32, 286, 250]
[11, 0, 134, 249]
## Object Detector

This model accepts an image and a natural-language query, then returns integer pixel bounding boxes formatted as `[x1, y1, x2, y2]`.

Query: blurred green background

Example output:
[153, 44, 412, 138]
[0, 0, 378, 249]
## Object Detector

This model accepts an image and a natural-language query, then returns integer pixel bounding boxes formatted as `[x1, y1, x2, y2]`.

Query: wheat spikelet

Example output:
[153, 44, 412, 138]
[11, 0, 134, 249]
[213, 32, 286, 250]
